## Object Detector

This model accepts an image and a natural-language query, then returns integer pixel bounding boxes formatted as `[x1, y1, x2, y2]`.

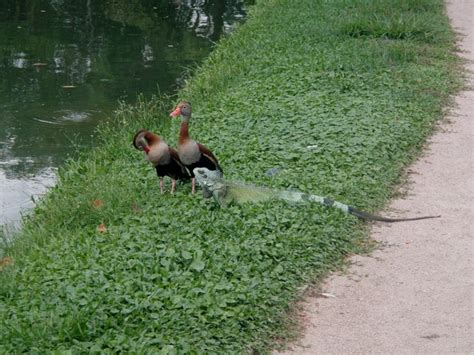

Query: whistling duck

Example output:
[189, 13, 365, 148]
[133, 129, 190, 193]
[170, 101, 223, 194]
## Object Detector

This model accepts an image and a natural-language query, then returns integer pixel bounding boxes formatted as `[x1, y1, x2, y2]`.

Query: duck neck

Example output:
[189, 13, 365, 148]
[179, 116, 191, 144]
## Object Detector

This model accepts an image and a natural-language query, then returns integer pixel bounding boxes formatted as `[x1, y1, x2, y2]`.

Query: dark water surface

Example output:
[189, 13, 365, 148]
[0, 0, 247, 226]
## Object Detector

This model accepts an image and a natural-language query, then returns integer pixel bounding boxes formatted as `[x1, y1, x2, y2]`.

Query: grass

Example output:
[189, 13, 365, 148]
[0, 0, 462, 353]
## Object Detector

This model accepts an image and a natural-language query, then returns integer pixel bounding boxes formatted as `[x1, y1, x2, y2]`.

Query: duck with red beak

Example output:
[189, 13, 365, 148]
[170, 101, 223, 194]
[133, 129, 190, 193]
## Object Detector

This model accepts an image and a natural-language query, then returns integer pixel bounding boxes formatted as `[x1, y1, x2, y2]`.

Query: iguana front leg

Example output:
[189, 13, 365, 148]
[201, 185, 213, 198]
[212, 183, 230, 208]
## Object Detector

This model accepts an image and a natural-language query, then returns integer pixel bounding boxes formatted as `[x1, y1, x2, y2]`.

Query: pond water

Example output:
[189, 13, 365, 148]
[0, 0, 247, 226]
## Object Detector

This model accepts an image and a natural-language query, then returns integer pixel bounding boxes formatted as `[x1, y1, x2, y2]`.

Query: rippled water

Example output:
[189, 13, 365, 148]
[0, 0, 248, 226]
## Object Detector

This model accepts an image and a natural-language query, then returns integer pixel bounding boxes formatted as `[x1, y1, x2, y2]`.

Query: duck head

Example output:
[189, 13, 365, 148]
[132, 129, 161, 154]
[170, 101, 192, 120]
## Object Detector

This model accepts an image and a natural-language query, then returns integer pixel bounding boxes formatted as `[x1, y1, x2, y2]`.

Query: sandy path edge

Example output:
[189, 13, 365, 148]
[277, 1, 473, 353]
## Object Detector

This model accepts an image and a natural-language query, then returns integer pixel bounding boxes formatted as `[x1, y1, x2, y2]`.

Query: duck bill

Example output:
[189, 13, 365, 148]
[136, 137, 151, 153]
[170, 107, 181, 117]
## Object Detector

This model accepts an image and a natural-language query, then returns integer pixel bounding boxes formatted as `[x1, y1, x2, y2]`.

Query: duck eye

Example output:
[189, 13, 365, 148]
[202, 174, 207, 178]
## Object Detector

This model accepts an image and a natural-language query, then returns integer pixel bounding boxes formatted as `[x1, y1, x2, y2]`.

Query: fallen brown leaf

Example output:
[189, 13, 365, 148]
[98, 223, 107, 233]
[92, 199, 105, 209]
[0, 256, 14, 271]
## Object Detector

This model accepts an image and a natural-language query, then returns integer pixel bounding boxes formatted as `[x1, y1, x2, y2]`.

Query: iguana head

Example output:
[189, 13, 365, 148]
[193, 168, 224, 198]
[193, 167, 222, 186]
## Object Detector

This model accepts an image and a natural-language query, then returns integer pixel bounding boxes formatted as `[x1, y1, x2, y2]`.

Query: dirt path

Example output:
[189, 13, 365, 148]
[279, 1, 473, 353]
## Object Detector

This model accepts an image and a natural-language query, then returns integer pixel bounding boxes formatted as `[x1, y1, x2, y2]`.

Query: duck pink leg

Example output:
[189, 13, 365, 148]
[191, 177, 196, 194]
[171, 179, 177, 194]
[160, 178, 164, 194]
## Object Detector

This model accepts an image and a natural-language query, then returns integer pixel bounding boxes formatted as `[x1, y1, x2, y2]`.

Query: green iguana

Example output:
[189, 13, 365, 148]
[193, 168, 440, 223]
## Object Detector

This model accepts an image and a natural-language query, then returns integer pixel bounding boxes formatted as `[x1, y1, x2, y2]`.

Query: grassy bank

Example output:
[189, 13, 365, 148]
[0, 0, 461, 352]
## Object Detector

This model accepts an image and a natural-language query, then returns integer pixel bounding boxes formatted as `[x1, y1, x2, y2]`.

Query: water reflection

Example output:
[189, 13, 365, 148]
[0, 168, 57, 227]
[0, 0, 247, 225]
[177, 0, 247, 38]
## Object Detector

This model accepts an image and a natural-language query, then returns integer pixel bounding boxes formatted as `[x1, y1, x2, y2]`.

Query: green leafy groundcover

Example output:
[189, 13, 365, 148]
[0, 0, 461, 352]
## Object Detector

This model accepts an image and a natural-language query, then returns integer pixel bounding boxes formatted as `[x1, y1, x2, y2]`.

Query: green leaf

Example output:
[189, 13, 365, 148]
[190, 259, 205, 272]
[181, 251, 192, 260]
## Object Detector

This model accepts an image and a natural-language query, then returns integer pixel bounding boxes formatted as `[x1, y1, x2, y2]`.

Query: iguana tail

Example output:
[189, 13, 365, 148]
[278, 192, 440, 222]
[320, 197, 440, 223]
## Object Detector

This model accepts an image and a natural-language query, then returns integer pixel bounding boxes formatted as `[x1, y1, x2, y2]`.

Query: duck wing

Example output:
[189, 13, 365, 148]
[197, 143, 223, 173]
[170, 147, 192, 179]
